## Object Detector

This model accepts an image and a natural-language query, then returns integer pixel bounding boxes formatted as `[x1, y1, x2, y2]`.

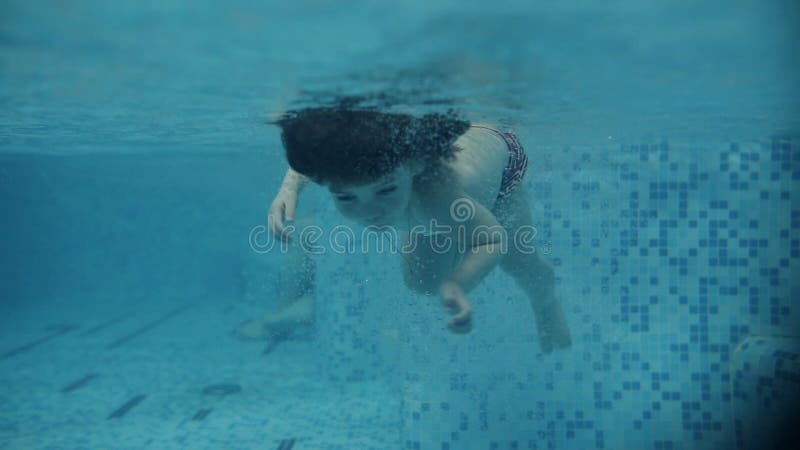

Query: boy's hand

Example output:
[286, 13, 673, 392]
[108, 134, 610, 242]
[439, 281, 473, 334]
[268, 186, 299, 241]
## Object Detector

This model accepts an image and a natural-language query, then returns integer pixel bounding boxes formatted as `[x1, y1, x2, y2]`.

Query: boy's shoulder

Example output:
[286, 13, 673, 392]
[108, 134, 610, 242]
[412, 165, 466, 215]
[413, 161, 458, 193]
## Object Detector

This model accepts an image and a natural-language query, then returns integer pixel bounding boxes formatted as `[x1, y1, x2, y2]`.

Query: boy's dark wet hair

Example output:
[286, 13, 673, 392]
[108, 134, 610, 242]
[275, 108, 470, 186]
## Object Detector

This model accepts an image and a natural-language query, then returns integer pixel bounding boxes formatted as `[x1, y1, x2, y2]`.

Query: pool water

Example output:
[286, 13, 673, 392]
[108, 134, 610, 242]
[1, 0, 798, 449]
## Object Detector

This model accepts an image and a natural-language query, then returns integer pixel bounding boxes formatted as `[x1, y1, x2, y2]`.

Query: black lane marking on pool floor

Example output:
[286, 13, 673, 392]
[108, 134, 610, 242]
[0, 324, 79, 361]
[78, 312, 133, 337]
[106, 305, 191, 349]
[107, 394, 146, 419]
[192, 409, 212, 421]
[45, 323, 81, 332]
[277, 439, 295, 450]
[61, 373, 99, 393]
[202, 384, 242, 396]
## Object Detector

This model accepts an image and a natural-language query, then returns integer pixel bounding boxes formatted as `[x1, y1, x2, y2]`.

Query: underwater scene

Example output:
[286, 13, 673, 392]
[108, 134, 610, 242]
[1, 0, 798, 449]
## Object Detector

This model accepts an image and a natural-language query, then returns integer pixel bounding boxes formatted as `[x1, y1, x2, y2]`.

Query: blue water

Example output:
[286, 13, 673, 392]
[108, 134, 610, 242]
[1, 0, 798, 449]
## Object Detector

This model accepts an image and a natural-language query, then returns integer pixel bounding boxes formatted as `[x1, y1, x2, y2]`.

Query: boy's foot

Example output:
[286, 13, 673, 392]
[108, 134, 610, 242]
[534, 297, 572, 353]
[233, 318, 273, 341]
[232, 293, 314, 341]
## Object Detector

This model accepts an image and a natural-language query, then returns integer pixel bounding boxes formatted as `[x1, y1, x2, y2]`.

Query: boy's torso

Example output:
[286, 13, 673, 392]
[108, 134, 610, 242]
[446, 123, 510, 207]
[405, 124, 510, 233]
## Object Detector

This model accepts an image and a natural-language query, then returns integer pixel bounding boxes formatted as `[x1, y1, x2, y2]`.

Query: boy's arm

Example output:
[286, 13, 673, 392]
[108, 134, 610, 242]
[280, 167, 309, 193]
[420, 189, 506, 294]
[447, 233, 504, 294]
[269, 168, 309, 239]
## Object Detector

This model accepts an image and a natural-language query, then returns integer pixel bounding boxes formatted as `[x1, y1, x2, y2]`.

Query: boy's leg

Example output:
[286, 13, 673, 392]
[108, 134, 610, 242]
[266, 215, 316, 330]
[492, 189, 571, 353]
[234, 215, 316, 340]
[277, 216, 316, 308]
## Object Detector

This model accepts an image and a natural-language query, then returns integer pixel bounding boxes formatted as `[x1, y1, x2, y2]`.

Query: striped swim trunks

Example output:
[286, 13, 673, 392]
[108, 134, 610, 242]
[472, 125, 529, 200]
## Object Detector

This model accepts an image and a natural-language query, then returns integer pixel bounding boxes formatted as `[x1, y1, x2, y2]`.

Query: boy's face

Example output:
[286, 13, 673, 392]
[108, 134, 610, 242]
[327, 164, 418, 226]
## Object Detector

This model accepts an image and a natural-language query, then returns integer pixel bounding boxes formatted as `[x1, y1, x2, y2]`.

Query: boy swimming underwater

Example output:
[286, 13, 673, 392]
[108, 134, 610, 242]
[236, 108, 571, 352]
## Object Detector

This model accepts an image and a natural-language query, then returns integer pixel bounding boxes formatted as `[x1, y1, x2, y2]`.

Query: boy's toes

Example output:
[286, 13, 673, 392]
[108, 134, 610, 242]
[552, 332, 572, 350]
[536, 316, 571, 353]
[541, 320, 572, 352]
[232, 319, 270, 341]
